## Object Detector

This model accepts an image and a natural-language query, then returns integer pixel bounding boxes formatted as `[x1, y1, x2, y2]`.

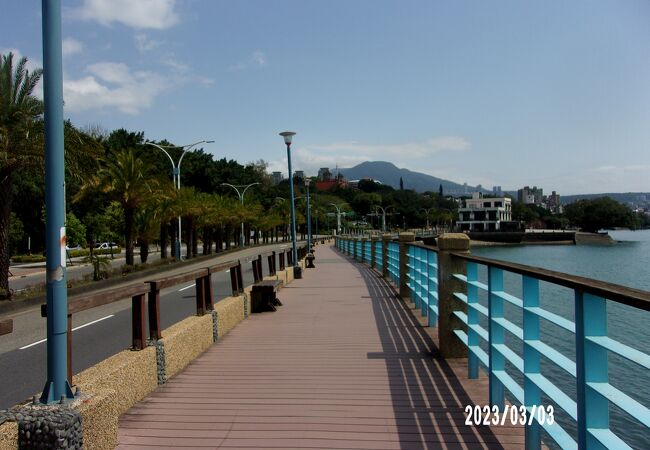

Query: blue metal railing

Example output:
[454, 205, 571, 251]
[333, 235, 650, 449]
[406, 244, 439, 327]
[387, 241, 400, 286]
[364, 240, 372, 264]
[374, 240, 383, 270]
[451, 254, 650, 450]
[355, 239, 362, 261]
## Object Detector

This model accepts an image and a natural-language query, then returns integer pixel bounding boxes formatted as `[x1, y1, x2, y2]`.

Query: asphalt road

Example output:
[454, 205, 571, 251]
[0, 241, 302, 409]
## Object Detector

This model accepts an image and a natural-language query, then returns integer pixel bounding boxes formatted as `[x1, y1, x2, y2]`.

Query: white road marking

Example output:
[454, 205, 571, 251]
[179, 283, 196, 292]
[19, 315, 115, 350]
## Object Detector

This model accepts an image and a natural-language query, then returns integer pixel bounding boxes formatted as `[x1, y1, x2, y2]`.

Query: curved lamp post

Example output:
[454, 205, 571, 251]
[329, 203, 344, 235]
[145, 139, 214, 259]
[374, 205, 396, 232]
[420, 207, 433, 230]
[279, 131, 300, 278]
[305, 179, 312, 251]
[221, 182, 260, 247]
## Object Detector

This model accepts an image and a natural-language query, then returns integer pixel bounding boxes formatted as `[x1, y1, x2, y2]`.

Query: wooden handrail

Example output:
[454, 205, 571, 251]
[451, 252, 650, 311]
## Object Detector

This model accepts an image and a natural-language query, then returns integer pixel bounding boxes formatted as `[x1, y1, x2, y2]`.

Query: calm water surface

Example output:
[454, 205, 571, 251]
[471, 229, 650, 449]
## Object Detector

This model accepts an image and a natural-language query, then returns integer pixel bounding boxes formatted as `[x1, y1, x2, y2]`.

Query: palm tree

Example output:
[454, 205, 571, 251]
[0, 52, 43, 298]
[75, 149, 153, 266]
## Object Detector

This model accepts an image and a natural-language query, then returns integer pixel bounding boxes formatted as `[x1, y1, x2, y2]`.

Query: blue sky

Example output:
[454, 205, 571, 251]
[3, 0, 649, 194]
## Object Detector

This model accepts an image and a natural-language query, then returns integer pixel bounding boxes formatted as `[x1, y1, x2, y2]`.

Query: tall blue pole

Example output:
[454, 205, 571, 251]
[286, 143, 298, 268]
[306, 183, 312, 250]
[41, 0, 74, 404]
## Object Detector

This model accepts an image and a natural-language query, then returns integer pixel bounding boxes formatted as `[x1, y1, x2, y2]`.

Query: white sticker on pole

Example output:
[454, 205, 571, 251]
[60, 227, 67, 268]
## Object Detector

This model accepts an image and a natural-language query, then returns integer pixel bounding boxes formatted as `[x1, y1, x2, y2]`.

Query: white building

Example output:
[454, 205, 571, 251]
[457, 192, 512, 232]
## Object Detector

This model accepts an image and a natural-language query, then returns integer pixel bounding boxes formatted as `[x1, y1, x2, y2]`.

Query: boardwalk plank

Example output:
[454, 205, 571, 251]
[118, 243, 525, 449]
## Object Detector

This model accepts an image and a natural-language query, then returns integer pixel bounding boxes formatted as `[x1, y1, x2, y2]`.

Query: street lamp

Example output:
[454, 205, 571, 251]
[374, 205, 395, 232]
[221, 182, 260, 247]
[420, 208, 433, 230]
[279, 131, 300, 278]
[329, 203, 344, 235]
[145, 139, 214, 259]
[305, 179, 312, 252]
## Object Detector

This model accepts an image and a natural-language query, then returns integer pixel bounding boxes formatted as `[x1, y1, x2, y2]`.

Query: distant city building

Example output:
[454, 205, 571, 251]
[476, 184, 483, 192]
[457, 192, 513, 232]
[271, 171, 283, 185]
[293, 170, 305, 181]
[492, 185, 502, 196]
[463, 182, 469, 194]
[318, 167, 332, 181]
[546, 191, 562, 214]
[517, 186, 543, 205]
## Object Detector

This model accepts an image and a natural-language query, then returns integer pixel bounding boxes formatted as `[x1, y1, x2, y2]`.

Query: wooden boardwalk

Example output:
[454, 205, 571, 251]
[117, 243, 523, 449]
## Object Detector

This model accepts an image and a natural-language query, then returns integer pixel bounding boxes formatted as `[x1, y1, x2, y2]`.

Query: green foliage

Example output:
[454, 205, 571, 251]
[10, 254, 45, 263]
[8, 212, 24, 256]
[564, 197, 636, 233]
[65, 212, 86, 247]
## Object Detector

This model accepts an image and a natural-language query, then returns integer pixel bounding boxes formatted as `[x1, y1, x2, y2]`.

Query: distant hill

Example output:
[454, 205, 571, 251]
[561, 192, 650, 205]
[336, 161, 482, 195]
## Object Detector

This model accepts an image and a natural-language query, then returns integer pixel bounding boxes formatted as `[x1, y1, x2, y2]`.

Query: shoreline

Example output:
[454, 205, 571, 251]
[470, 239, 575, 247]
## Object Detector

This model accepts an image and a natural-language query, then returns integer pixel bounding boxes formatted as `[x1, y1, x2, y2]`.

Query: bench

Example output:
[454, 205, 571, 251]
[250, 280, 283, 313]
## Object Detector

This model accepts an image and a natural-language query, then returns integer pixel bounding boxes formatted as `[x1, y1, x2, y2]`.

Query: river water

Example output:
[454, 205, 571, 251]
[471, 229, 650, 449]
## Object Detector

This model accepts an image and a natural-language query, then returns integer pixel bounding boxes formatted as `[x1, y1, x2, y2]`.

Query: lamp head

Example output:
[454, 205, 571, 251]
[279, 131, 296, 145]
[305, 178, 311, 187]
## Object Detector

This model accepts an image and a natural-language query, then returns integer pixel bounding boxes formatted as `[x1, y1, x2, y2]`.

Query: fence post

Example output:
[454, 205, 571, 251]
[437, 233, 469, 359]
[147, 281, 162, 340]
[398, 232, 415, 299]
[370, 236, 378, 268]
[381, 234, 391, 278]
[360, 237, 366, 263]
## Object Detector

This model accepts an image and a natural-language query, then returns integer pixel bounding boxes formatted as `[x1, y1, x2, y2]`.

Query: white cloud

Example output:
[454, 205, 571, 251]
[266, 136, 471, 175]
[62, 38, 83, 57]
[64, 61, 167, 115]
[228, 50, 268, 71]
[134, 33, 162, 52]
[71, 0, 179, 29]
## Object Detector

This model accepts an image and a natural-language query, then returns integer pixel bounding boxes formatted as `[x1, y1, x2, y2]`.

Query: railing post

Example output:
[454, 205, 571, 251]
[437, 233, 469, 359]
[229, 264, 240, 296]
[370, 236, 378, 268]
[195, 273, 206, 316]
[147, 281, 162, 340]
[204, 271, 214, 311]
[132, 293, 147, 350]
[360, 237, 366, 263]
[398, 232, 415, 299]
[488, 266, 505, 409]
[523, 276, 541, 450]
[381, 234, 391, 278]
[575, 291, 608, 449]
[236, 261, 244, 294]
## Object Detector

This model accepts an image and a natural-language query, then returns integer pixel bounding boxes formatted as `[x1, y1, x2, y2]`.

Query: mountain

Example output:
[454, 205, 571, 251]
[336, 161, 481, 195]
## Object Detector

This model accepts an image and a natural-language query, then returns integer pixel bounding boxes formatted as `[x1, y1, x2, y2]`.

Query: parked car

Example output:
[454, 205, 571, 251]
[94, 242, 117, 250]
[65, 245, 82, 251]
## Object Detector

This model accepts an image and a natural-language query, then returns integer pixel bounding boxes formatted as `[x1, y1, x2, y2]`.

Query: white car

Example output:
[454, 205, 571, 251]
[94, 242, 117, 250]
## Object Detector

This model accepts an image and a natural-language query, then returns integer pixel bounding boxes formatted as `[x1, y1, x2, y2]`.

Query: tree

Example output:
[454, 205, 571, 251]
[65, 212, 86, 247]
[75, 149, 154, 265]
[564, 197, 635, 233]
[0, 52, 43, 298]
[439, 184, 443, 197]
[399, 177, 404, 190]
